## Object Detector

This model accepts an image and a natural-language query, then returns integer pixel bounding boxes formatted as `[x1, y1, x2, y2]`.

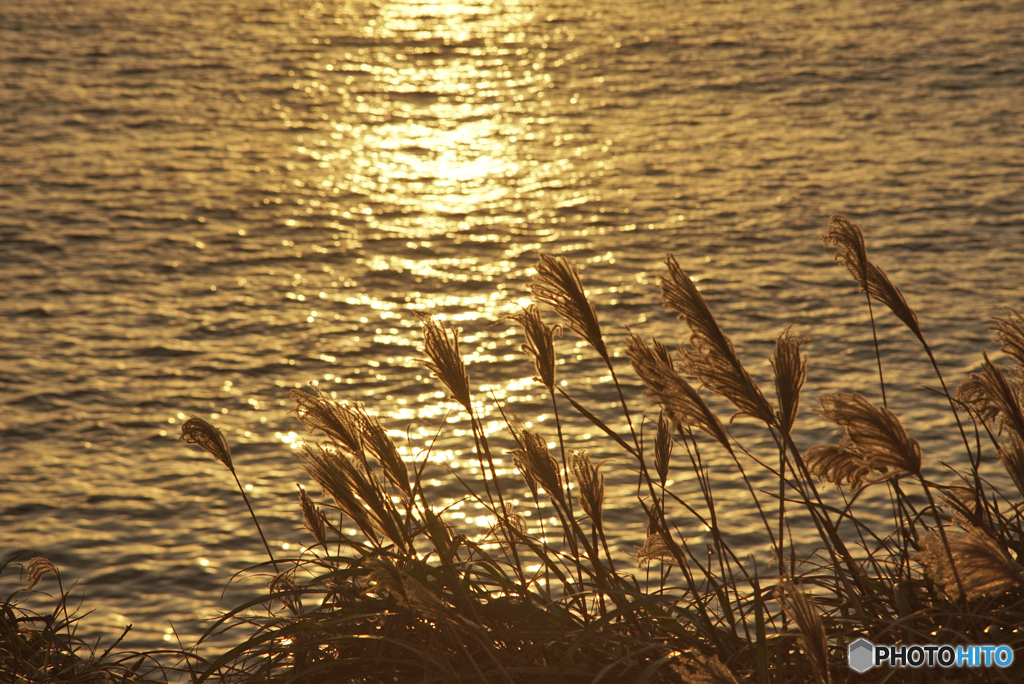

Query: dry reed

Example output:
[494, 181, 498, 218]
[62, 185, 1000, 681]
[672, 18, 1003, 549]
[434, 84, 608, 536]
[918, 526, 1024, 601]
[529, 253, 608, 361]
[806, 392, 922, 488]
[822, 215, 923, 342]
[661, 255, 775, 426]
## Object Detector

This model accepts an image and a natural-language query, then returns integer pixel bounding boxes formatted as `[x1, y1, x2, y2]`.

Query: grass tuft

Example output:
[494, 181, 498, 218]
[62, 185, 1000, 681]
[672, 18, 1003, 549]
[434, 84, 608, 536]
[23, 214, 1017, 683]
[173, 217, 1024, 682]
[1, 555, 164, 683]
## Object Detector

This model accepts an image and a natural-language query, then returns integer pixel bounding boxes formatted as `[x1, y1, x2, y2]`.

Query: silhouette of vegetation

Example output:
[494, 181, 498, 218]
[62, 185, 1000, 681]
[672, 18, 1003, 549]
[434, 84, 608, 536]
[12, 216, 1024, 683]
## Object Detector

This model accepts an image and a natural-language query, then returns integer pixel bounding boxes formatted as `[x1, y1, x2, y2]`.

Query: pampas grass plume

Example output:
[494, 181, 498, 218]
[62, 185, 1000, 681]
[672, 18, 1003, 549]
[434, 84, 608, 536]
[822, 215, 922, 341]
[418, 315, 473, 413]
[661, 255, 775, 426]
[626, 333, 731, 451]
[919, 526, 1024, 600]
[509, 303, 561, 391]
[24, 557, 58, 590]
[180, 415, 233, 471]
[775, 580, 830, 684]
[529, 253, 608, 361]
[808, 393, 922, 487]
[992, 308, 1024, 368]
[569, 449, 605, 528]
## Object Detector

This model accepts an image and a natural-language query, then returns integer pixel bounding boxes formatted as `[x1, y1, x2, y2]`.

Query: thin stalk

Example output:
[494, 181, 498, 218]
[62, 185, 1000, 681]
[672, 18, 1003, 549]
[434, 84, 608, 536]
[864, 291, 889, 407]
[230, 469, 279, 574]
[548, 387, 581, 579]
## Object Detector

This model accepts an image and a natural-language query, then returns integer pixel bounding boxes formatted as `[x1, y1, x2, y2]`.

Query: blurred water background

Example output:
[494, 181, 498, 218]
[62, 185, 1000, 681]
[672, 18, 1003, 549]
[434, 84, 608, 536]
[2, 0, 1023, 656]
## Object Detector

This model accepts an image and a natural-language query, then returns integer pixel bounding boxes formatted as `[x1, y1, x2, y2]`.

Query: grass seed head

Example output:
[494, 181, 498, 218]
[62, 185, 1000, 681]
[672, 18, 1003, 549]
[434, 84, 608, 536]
[661, 255, 775, 426]
[627, 333, 731, 451]
[24, 557, 58, 590]
[999, 432, 1024, 500]
[655, 410, 673, 484]
[289, 387, 365, 455]
[673, 652, 740, 684]
[360, 414, 412, 499]
[992, 308, 1024, 368]
[509, 422, 564, 505]
[300, 443, 375, 542]
[529, 253, 608, 360]
[805, 443, 879, 490]
[298, 486, 329, 547]
[488, 502, 528, 552]
[633, 533, 676, 567]
[418, 315, 473, 413]
[775, 580, 830, 684]
[569, 450, 605, 528]
[955, 373, 1001, 425]
[366, 558, 453, 624]
[509, 303, 561, 391]
[822, 215, 922, 340]
[180, 415, 233, 472]
[812, 392, 922, 481]
[770, 326, 809, 435]
[975, 354, 1024, 438]
[919, 526, 1024, 600]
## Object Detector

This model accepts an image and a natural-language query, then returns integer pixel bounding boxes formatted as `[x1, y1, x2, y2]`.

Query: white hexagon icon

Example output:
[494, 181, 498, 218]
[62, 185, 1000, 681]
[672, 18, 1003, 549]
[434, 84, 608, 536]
[848, 638, 874, 673]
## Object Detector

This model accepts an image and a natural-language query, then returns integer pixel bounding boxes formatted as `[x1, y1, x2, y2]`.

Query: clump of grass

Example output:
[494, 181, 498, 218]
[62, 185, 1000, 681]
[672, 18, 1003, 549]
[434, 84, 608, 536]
[0, 554, 163, 683]
[177, 216, 1024, 683]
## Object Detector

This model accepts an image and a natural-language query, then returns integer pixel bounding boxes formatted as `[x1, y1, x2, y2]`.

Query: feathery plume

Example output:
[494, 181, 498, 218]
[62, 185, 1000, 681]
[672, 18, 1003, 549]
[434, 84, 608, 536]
[770, 326, 809, 435]
[661, 255, 775, 425]
[569, 450, 605, 527]
[805, 444, 884, 491]
[360, 414, 412, 499]
[508, 304, 561, 391]
[289, 387, 365, 455]
[300, 443, 407, 550]
[940, 480, 982, 529]
[500, 501, 528, 539]
[999, 432, 1024, 500]
[633, 532, 677, 567]
[25, 557, 58, 590]
[298, 485, 329, 547]
[488, 502, 528, 552]
[301, 444, 375, 543]
[974, 354, 1024, 438]
[626, 333, 731, 451]
[775, 580, 830, 684]
[918, 526, 1024, 600]
[291, 389, 411, 499]
[992, 309, 1024, 368]
[673, 652, 740, 684]
[508, 419, 565, 505]
[418, 315, 473, 413]
[808, 393, 922, 489]
[180, 415, 233, 471]
[955, 373, 1001, 425]
[529, 253, 608, 361]
[182, 414, 278, 570]
[366, 558, 453, 624]
[821, 215, 922, 341]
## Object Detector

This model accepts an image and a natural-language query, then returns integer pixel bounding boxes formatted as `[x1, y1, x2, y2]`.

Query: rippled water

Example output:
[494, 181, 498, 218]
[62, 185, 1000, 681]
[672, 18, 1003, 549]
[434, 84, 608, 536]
[2, 0, 1023, 656]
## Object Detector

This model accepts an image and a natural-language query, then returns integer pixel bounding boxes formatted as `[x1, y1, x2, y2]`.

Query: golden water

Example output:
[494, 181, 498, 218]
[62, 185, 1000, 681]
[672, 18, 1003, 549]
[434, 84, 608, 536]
[2, 0, 1022, 652]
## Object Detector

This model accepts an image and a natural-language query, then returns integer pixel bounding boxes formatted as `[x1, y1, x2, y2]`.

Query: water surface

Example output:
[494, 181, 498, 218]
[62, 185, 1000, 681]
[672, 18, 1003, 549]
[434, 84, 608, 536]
[2, 0, 1023, 654]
